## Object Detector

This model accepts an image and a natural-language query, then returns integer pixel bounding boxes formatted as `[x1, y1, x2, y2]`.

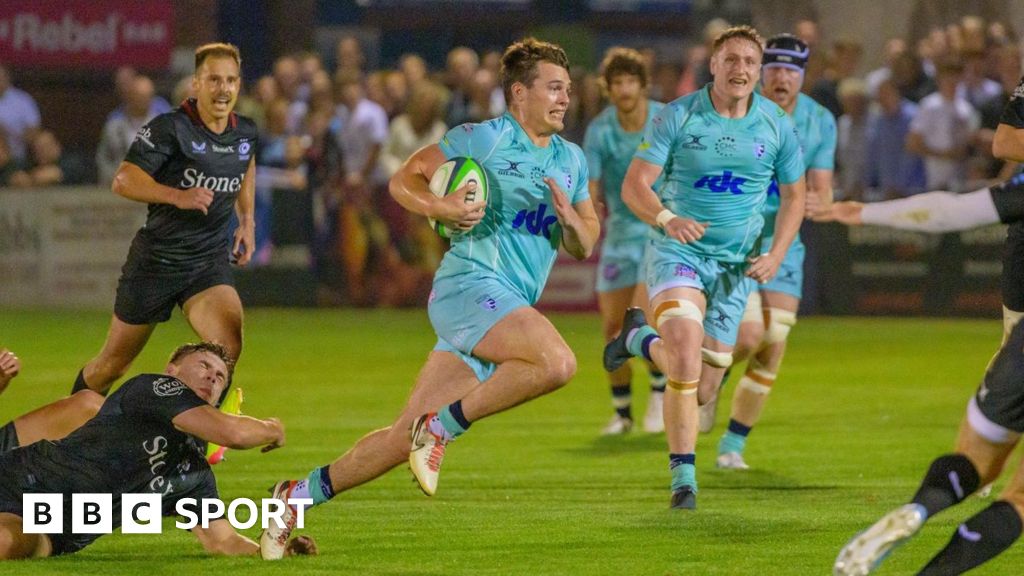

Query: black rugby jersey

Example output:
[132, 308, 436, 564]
[999, 76, 1024, 129]
[124, 99, 259, 265]
[0, 374, 218, 553]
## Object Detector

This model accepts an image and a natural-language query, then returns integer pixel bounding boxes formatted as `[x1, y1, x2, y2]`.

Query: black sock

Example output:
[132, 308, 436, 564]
[918, 500, 1023, 575]
[611, 384, 632, 420]
[911, 454, 980, 517]
[0, 421, 20, 454]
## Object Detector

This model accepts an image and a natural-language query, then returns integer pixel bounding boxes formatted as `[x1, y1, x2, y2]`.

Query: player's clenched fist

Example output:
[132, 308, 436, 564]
[177, 187, 215, 214]
[0, 348, 20, 393]
[435, 182, 486, 232]
[664, 217, 709, 244]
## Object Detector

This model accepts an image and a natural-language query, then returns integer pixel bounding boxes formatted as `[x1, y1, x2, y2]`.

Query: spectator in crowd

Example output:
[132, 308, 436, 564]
[865, 79, 926, 198]
[24, 129, 81, 187]
[0, 64, 40, 164]
[466, 68, 500, 123]
[335, 35, 366, 78]
[979, 44, 1023, 179]
[865, 38, 908, 97]
[958, 48, 1003, 111]
[0, 132, 30, 187]
[385, 70, 410, 119]
[907, 59, 980, 190]
[444, 47, 479, 127]
[380, 80, 447, 271]
[234, 75, 278, 133]
[106, 66, 170, 122]
[398, 53, 429, 87]
[676, 18, 729, 95]
[836, 78, 870, 199]
[891, 51, 936, 103]
[810, 38, 863, 117]
[273, 55, 306, 133]
[96, 75, 159, 185]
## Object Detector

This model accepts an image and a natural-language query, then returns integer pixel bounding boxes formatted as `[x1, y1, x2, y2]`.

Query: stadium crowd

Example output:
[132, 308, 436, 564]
[0, 15, 1020, 307]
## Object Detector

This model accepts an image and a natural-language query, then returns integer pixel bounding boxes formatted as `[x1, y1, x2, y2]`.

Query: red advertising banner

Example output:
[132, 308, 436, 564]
[0, 0, 173, 69]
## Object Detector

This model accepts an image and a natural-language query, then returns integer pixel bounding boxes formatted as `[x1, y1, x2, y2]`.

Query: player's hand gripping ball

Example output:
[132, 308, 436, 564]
[428, 157, 488, 238]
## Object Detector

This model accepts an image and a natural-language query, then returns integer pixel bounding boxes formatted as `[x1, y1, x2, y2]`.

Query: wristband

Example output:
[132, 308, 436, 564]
[655, 209, 676, 229]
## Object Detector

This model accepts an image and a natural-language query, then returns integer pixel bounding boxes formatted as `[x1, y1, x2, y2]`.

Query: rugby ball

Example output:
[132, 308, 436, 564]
[428, 157, 488, 238]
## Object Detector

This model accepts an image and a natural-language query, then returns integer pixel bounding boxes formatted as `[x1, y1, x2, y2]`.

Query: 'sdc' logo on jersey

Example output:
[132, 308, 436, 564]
[512, 203, 557, 239]
[153, 377, 186, 397]
[695, 171, 747, 195]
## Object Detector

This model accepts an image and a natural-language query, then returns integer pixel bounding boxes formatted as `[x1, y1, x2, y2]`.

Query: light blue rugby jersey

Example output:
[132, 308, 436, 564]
[635, 85, 804, 263]
[583, 100, 664, 244]
[762, 92, 836, 239]
[437, 112, 590, 304]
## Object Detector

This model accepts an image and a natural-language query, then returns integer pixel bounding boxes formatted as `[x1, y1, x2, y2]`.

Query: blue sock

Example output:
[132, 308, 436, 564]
[626, 326, 659, 362]
[669, 453, 697, 492]
[292, 465, 335, 507]
[438, 400, 471, 440]
[718, 419, 751, 455]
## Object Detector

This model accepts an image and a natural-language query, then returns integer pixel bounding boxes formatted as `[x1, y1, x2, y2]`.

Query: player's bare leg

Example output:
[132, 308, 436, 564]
[719, 291, 798, 469]
[183, 284, 244, 368]
[0, 513, 51, 559]
[78, 317, 156, 394]
[700, 292, 764, 434]
[2, 391, 104, 452]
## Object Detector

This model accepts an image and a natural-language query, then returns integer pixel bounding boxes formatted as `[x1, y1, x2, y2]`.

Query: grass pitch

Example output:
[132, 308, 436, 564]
[1, 309, 1020, 575]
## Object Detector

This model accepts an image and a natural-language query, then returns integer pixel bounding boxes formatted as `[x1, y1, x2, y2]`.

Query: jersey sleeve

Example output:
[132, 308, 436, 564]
[123, 113, 179, 176]
[582, 121, 603, 182]
[774, 114, 806, 185]
[120, 374, 208, 423]
[999, 77, 1024, 128]
[808, 111, 837, 171]
[566, 143, 590, 204]
[438, 121, 502, 162]
[634, 104, 678, 167]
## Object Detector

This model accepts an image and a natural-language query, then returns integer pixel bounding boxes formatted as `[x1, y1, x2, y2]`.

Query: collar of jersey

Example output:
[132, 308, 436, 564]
[503, 112, 557, 159]
[180, 98, 237, 136]
[700, 84, 759, 127]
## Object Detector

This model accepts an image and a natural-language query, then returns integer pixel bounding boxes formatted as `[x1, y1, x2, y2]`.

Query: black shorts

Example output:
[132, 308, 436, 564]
[114, 254, 234, 325]
[974, 319, 1024, 434]
[0, 446, 100, 556]
[1001, 222, 1024, 311]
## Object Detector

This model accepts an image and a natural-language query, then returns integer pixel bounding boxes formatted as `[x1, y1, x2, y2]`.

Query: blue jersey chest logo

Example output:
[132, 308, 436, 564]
[512, 203, 558, 239]
[766, 179, 780, 198]
[695, 170, 747, 195]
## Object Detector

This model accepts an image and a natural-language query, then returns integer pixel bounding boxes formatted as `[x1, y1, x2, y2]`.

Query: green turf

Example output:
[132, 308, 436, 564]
[1, 309, 1020, 574]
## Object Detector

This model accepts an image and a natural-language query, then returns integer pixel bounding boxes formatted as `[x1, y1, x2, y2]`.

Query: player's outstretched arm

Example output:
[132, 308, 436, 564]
[112, 161, 214, 214]
[388, 144, 485, 232]
[172, 406, 285, 452]
[548, 177, 599, 260]
[192, 519, 318, 557]
[0, 349, 20, 396]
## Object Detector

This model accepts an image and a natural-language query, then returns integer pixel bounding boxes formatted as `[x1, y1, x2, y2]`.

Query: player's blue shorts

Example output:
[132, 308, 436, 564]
[595, 239, 646, 293]
[759, 237, 805, 299]
[427, 274, 529, 381]
[646, 247, 753, 346]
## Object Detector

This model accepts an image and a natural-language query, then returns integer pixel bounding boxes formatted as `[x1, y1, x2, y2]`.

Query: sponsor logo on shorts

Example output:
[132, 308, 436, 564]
[707, 309, 729, 331]
[191, 141, 207, 154]
[476, 295, 498, 311]
[674, 264, 697, 279]
[152, 377, 186, 397]
[603, 263, 621, 281]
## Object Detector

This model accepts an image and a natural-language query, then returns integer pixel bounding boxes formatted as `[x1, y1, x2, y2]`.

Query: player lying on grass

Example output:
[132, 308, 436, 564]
[834, 320, 1024, 575]
[0, 342, 315, 559]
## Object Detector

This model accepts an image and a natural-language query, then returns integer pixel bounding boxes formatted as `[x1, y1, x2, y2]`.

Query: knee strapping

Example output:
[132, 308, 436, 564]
[701, 347, 733, 368]
[655, 299, 703, 329]
[667, 379, 698, 395]
[764, 307, 797, 344]
[742, 291, 762, 324]
[738, 358, 776, 394]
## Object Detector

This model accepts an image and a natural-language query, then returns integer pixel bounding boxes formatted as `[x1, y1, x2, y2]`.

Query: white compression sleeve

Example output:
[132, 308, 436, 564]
[859, 188, 1000, 233]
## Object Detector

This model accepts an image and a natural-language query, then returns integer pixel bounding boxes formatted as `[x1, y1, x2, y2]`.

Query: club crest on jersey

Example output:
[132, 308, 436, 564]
[153, 377, 186, 397]
[753, 141, 766, 159]
[238, 141, 251, 160]
[191, 141, 207, 154]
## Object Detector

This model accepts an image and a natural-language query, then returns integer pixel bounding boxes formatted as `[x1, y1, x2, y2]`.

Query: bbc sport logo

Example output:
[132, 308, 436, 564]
[22, 494, 312, 534]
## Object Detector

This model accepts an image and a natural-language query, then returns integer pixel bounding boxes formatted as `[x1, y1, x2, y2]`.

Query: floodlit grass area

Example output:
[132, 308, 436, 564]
[0, 309, 1019, 575]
